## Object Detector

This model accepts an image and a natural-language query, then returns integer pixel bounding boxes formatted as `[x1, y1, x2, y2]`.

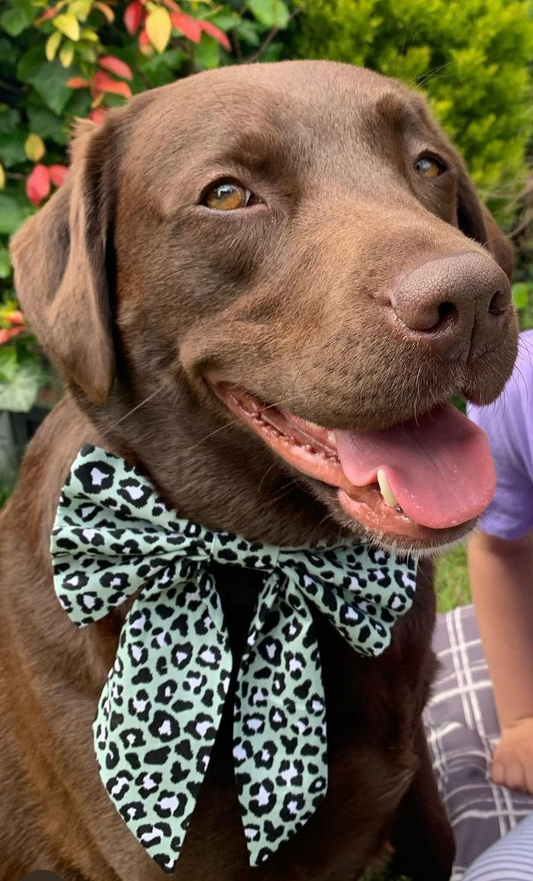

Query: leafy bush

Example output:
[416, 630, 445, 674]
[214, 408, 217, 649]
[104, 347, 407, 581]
[0, 0, 292, 411]
[290, 0, 533, 223]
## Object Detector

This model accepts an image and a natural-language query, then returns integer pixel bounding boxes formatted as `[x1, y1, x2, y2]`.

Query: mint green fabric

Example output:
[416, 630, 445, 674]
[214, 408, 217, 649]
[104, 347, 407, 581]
[51, 445, 417, 874]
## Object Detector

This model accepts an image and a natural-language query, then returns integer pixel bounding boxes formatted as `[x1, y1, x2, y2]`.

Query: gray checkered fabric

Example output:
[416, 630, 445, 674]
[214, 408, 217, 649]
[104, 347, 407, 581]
[425, 605, 533, 880]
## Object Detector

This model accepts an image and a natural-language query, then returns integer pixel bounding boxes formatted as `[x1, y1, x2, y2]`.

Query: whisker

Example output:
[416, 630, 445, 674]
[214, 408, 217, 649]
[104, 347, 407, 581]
[109, 381, 169, 429]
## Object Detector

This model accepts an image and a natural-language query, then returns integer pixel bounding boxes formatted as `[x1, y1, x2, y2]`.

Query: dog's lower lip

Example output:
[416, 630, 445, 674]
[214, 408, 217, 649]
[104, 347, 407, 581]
[206, 378, 460, 544]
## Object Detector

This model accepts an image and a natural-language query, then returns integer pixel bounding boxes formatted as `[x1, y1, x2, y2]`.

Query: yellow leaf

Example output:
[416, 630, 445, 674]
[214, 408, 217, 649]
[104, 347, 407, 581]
[0, 163, 5, 191]
[53, 12, 80, 41]
[80, 27, 99, 42]
[59, 40, 75, 68]
[69, 0, 92, 20]
[25, 134, 46, 163]
[146, 7, 172, 53]
[94, 1, 115, 22]
[45, 29, 62, 62]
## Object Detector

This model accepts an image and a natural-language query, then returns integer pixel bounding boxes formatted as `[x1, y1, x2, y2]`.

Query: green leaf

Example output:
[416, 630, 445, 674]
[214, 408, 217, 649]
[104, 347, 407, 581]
[0, 107, 21, 136]
[140, 49, 186, 87]
[0, 133, 26, 168]
[234, 18, 261, 46]
[0, 1, 36, 37]
[64, 89, 92, 118]
[0, 346, 18, 383]
[0, 248, 12, 279]
[0, 195, 29, 236]
[246, 0, 290, 29]
[32, 60, 75, 115]
[0, 38, 18, 69]
[0, 362, 43, 412]
[512, 281, 531, 311]
[209, 11, 238, 30]
[194, 34, 220, 70]
[17, 47, 46, 84]
[27, 104, 68, 146]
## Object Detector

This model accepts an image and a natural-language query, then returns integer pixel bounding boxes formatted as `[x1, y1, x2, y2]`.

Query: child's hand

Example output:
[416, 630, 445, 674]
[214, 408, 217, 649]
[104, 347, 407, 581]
[491, 718, 533, 794]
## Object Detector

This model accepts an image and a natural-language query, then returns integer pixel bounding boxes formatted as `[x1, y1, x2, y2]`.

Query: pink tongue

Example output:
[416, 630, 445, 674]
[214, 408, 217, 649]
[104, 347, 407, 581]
[335, 404, 495, 529]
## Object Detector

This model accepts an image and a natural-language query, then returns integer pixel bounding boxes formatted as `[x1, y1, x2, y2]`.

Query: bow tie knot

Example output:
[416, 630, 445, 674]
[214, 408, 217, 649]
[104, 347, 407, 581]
[51, 445, 416, 874]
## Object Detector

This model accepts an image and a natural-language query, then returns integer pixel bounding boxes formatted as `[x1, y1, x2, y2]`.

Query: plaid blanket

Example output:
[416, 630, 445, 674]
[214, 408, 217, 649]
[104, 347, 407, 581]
[424, 605, 533, 880]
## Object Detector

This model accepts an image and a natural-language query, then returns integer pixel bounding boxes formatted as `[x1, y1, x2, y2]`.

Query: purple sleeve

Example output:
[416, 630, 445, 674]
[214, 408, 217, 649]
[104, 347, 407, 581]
[467, 331, 533, 541]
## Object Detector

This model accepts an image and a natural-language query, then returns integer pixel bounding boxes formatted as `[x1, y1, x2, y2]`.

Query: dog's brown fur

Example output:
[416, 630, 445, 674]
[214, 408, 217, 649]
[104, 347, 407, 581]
[1, 61, 517, 881]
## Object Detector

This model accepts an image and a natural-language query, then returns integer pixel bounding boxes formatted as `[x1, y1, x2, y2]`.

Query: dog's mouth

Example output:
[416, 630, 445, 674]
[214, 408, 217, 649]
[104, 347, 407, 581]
[208, 380, 496, 548]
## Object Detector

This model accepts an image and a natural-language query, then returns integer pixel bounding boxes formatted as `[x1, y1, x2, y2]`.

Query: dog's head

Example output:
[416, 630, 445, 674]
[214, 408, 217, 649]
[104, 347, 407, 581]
[11, 61, 518, 554]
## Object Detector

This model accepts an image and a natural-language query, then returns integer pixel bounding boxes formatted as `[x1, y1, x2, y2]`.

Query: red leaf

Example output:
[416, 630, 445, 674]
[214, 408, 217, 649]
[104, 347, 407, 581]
[164, 0, 180, 11]
[26, 164, 51, 206]
[171, 11, 201, 43]
[35, 6, 59, 24]
[89, 108, 107, 125]
[94, 71, 132, 98]
[200, 20, 231, 50]
[49, 164, 69, 187]
[0, 327, 24, 345]
[67, 77, 90, 89]
[98, 55, 134, 81]
[138, 27, 150, 47]
[124, 0, 143, 34]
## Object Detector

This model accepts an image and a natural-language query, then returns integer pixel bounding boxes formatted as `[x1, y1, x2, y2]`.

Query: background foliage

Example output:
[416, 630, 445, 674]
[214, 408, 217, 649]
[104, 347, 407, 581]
[0, 0, 292, 412]
[290, 0, 533, 223]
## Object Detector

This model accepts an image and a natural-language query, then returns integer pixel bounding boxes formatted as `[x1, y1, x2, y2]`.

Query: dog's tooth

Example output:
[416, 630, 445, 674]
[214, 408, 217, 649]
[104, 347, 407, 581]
[377, 469, 399, 508]
[327, 431, 336, 446]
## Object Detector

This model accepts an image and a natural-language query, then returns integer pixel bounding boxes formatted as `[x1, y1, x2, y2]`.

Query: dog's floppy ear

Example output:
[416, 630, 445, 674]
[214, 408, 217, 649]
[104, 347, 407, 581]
[456, 168, 514, 281]
[10, 119, 116, 403]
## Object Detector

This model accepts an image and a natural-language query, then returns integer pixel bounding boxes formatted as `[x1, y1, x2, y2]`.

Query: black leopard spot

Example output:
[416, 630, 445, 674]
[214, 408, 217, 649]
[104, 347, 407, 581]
[104, 742, 120, 771]
[197, 645, 221, 669]
[258, 637, 282, 666]
[120, 801, 147, 822]
[145, 746, 171, 765]
[75, 459, 114, 493]
[248, 778, 277, 817]
[280, 791, 305, 822]
[175, 739, 194, 761]
[149, 710, 181, 742]
[185, 714, 215, 741]
[154, 790, 188, 819]
[170, 642, 193, 670]
[106, 771, 133, 801]
[136, 770, 163, 798]
[269, 707, 286, 731]
[128, 641, 148, 667]
[119, 728, 145, 750]
[170, 760, 188, 784]
[132, 666, 153, 686]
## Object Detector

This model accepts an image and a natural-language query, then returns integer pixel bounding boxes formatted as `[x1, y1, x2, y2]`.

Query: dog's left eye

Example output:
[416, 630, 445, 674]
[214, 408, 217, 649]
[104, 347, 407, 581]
[414, 155, 447, 179]
[202, 180, 254, 211]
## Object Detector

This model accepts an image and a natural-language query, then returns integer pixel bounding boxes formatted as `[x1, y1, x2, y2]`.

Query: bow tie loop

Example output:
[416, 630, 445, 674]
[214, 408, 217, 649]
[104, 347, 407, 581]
[51, 445, 417, 873]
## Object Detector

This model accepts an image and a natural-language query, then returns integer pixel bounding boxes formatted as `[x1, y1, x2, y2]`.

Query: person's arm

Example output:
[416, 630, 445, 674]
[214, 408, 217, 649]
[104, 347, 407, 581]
[468, 528, 533, 793]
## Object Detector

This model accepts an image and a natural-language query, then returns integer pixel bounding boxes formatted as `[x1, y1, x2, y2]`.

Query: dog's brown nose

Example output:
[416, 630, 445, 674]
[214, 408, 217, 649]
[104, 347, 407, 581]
[390, 251, 512, 361]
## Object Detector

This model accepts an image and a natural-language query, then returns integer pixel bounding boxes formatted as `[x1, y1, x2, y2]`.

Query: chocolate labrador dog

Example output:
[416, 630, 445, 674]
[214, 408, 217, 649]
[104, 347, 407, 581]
[1, 61, 517, 881]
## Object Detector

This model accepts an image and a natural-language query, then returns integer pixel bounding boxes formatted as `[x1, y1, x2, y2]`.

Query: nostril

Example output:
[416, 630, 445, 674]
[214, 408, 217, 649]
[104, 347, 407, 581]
[437, 301, 458, 325]
[489, 290, 509, 317]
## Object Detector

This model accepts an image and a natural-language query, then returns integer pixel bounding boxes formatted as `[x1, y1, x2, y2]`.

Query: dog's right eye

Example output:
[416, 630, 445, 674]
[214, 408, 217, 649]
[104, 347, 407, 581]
[201, 180, 254, 211]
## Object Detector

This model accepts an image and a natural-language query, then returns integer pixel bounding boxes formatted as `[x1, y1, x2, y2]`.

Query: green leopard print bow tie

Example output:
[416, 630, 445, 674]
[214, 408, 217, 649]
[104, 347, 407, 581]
[51, 445, 417, 874]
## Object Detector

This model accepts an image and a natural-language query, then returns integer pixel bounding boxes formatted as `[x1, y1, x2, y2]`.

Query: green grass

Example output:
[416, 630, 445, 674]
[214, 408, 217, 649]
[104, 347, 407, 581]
[435, 544, 471, 612]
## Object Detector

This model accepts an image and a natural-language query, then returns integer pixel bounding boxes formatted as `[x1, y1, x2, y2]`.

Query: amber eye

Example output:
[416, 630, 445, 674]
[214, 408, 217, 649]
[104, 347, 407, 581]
[414, 156, 446, 178]
[202, 180, 253, 211]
